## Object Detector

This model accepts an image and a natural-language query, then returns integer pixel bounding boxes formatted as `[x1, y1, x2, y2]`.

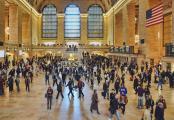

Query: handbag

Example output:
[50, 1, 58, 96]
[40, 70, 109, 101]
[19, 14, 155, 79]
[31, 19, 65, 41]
[45, 93, 47, 98]
[101, 91, 105, 96]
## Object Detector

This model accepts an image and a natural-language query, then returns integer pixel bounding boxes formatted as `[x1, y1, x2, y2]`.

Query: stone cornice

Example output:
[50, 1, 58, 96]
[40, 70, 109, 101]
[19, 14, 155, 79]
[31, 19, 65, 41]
[12, 0, 41, 17]
[106, 0, 132, 17]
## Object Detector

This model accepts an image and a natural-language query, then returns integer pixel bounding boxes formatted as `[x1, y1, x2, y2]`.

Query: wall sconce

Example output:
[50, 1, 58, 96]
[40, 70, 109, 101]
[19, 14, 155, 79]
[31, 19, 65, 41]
[6, 47, 10, 52]
[5, 27, 10, 35]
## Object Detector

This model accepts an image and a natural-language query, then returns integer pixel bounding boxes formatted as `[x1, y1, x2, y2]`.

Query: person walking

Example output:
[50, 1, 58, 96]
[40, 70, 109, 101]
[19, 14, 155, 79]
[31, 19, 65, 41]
[29, 70, 33, 83]
[133, 76, 139, 94]
[77, 79, 85, 99]
[15, 76, 20, 92]
[90, 89, 100, 114]
[155, 102, 165, 120]
[45, 72, 49, 85]
[119, 84, 127, 96]
[56, 82, 64, 99]
[46, 85, 53, 110]
[62, 72, 66, 85]
[142, 106, 151, 120]
[137, 85, 144, 109]
[102, 81, 108, 99]
[109, 93, 120, 120]
[66, 78, 74, 98]
[157, 75, 163, 90]
[8, 75, 14, 93]
[145, 95, 154, 120]
[119, 94, 128, 115]
[25, 74, 30, 92]
[114, 78, 120, 94]
[52, 74, 58, 87]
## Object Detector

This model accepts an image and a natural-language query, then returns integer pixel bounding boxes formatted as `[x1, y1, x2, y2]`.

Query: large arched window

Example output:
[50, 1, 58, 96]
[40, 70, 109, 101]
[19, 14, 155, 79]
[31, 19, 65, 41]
[42, 4, 57, 38]
[65, 4, 81, 38]
[88, 5, 103, 38]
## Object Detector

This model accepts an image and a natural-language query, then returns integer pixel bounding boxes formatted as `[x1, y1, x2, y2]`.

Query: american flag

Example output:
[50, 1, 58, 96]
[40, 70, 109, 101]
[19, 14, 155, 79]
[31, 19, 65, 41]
[146, 4, 163, 27]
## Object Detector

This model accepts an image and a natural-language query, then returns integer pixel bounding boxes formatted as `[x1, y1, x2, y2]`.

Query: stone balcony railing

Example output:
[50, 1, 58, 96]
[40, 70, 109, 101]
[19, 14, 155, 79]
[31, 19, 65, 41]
[32, 45, 111, 50]
[109, 46, 134, 54]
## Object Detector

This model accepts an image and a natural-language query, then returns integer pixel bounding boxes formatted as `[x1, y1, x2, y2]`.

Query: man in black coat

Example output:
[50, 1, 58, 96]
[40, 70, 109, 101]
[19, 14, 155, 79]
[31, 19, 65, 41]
[56, 82, 64, 99]
[62, 72, 66, 85]
[109, 93, 120, 120]
[155, 103, 165, 120]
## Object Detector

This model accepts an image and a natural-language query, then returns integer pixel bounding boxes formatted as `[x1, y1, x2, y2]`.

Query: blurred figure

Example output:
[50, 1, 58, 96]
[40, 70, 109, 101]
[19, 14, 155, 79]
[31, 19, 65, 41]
[0, 76, 4, 95]
[90, 89, 100, 114]
[77, 79, 85, 99]
[142, 106, 151, 120]
[15, 76, 20, 92]
[155, 103, 165, 120]
[46, 85, 53, 110]
[56, 82, 64, 100]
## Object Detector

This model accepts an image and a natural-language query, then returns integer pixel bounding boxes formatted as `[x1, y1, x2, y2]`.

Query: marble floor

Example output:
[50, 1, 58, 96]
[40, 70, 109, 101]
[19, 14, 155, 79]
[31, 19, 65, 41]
[0, 71, 174, 120]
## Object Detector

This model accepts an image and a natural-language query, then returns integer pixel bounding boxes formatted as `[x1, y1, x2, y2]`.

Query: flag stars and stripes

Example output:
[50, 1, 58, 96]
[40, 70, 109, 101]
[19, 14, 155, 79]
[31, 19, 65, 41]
[146, 4, 163, 27]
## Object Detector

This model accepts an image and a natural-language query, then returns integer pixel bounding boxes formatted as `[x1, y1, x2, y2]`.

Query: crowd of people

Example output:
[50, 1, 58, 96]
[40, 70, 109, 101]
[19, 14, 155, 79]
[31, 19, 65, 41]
[0, 58, 35, 95]
[0, 53, 174, 120]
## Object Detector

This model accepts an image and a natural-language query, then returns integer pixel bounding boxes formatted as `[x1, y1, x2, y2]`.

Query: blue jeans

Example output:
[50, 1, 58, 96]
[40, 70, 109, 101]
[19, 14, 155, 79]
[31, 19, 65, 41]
[157, 83, 162, 89]
[109, 110, 120, 120]
[138, 96, 143, 108]
[116, 111, 120, 120]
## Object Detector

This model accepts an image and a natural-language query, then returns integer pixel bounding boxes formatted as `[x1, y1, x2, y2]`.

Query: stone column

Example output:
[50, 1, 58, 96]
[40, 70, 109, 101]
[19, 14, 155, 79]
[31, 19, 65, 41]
[81, 15, 88, 45]
[138, 0, 149, 55]
[172, 0, 174, 43]
[115, 11, 123, 47]
[58, 14, 64, 44]
[127, 2, 135, 46]
[0, 0, 5, 43]
[122, 6, 128, 45]
[22, 14, 31, 46]
[107, 10, 114, 45]
[18, 8, 22, 47]
[9, 5, 22, 46]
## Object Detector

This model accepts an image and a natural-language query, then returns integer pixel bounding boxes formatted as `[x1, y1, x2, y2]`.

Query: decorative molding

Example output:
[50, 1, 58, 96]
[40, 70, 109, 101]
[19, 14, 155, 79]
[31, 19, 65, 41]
[12, 0, 41, 17]
[106, 0, 132, 16]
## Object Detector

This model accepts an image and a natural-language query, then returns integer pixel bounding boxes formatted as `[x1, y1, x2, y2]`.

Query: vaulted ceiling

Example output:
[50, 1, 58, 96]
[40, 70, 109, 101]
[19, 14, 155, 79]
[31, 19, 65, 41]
[27, 0, 118, 13]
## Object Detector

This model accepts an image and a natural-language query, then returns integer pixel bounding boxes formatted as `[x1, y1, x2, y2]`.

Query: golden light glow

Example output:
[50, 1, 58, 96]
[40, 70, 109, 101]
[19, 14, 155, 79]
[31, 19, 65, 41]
[92, 51, 104, 56]
[68, 53, 75, 61]
[5, 27, 10, 35]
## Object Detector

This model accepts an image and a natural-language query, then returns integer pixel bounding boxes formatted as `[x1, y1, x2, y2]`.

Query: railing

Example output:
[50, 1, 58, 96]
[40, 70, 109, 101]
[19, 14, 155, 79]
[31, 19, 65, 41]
[66, 47, 78, 52]
[109, 46, 134, 54]
[165, 43, 174, 57]
[32, 45, 111, 50]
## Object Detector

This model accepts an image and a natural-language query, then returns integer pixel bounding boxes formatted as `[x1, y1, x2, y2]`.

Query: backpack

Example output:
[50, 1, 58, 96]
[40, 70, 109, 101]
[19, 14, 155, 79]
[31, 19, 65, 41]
[79, 81, 85, 88]
[82, 82, 85, 87]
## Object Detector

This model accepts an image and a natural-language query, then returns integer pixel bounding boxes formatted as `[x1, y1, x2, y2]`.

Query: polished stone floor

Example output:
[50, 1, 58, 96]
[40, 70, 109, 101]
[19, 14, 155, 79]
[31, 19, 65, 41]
[0, 70, 174, 120]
